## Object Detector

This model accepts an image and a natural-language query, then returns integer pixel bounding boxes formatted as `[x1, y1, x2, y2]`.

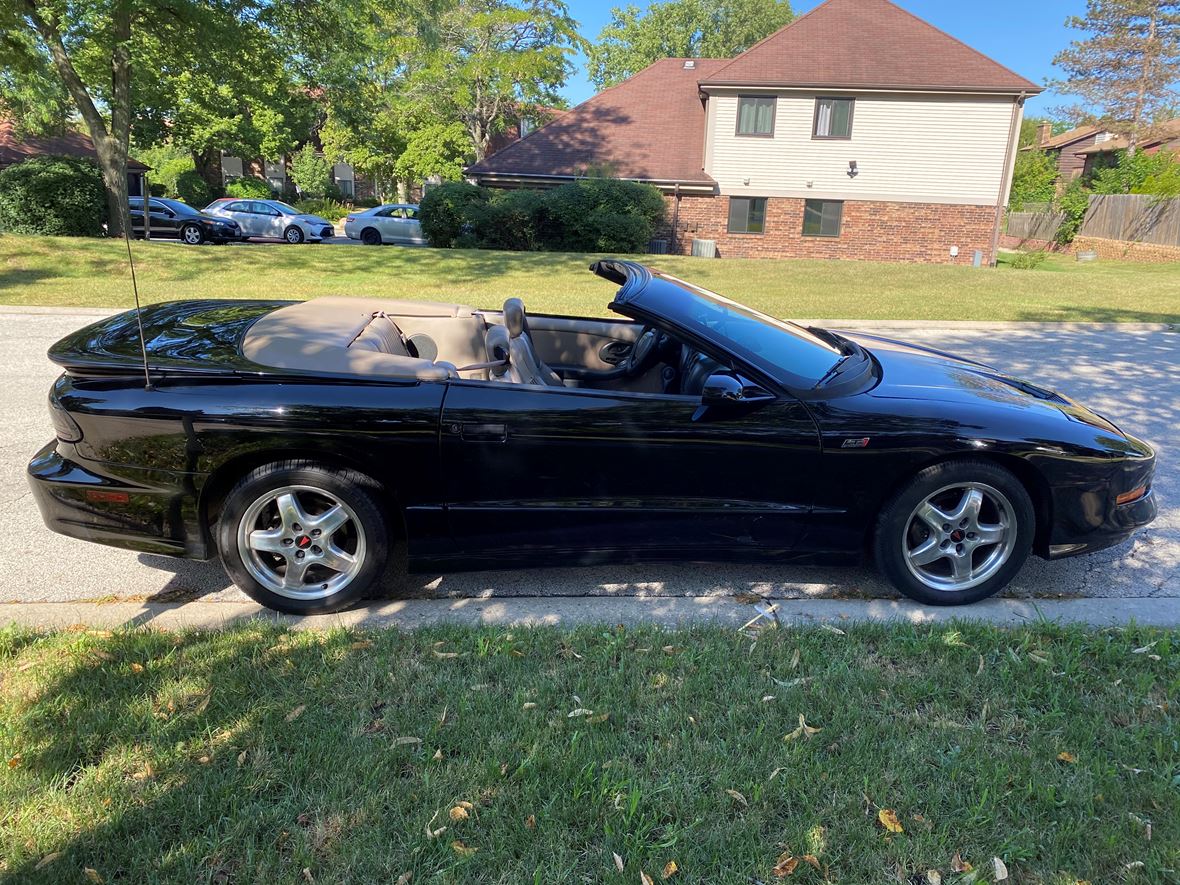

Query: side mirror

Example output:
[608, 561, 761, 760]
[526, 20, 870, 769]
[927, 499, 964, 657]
[701, 372, 775, 406]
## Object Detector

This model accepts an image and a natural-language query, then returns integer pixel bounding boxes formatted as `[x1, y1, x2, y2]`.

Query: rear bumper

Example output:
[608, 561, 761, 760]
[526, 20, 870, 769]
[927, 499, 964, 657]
[27, 440, 211, 560]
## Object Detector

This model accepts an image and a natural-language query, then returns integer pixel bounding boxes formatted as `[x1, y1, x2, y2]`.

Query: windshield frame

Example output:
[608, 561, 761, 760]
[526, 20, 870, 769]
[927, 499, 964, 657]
[613, 270, 849, 392]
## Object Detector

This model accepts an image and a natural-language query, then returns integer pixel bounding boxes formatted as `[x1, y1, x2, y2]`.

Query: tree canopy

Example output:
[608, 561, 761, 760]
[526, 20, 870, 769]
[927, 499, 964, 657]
[1049, 0, 1180, 154]
[587, 0, 793, 89]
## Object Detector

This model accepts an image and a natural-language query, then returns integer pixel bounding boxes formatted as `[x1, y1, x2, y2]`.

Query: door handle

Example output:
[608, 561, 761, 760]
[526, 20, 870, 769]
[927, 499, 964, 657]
[461, 422, 507, 442]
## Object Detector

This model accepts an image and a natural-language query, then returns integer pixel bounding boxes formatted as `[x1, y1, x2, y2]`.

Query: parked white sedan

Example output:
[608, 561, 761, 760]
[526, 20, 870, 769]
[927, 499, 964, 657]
[204, 199, 335, 244]
[343, 204, 427, 245]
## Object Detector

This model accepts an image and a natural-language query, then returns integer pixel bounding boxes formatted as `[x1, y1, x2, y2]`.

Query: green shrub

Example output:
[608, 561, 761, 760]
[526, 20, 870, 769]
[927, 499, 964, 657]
[1009, 150, 1059, 212]
[290, 145, 333, 199]
[1054, 180, 1090, 246]
[0, 155, 106, 236]
[153, 156, 197, 197]
[148, 182, 167, 197]
[1009, 249, 1048, 269]
[419, 182, 492, 247]
[294, 198, 350, 223]
[545, 179, 665, 251]
[175, 169, 213, 207]
[225, 177, 273, 199]
[469, 189, 549, 251]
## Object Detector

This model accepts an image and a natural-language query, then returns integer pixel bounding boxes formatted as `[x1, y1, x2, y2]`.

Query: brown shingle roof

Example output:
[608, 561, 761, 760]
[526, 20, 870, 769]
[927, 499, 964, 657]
[699, 0, 1041, 93]
[0, 119, 149, 171]
[467, 58, 727, 186]
[1073, 119, 1180, 155]
[1037, 125, 1103, 151]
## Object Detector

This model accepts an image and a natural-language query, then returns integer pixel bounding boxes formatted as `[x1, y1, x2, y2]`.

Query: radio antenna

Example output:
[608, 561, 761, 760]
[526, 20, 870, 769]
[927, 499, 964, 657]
[123, 221, 153, 390]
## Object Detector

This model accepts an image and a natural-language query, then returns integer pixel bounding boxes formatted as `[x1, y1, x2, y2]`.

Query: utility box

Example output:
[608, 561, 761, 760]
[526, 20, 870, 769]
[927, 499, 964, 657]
[691, 239, 717, 258]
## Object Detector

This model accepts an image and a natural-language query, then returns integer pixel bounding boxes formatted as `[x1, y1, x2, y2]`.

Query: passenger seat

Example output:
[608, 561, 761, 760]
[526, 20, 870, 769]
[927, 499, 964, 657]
[501, 298, 563, 386]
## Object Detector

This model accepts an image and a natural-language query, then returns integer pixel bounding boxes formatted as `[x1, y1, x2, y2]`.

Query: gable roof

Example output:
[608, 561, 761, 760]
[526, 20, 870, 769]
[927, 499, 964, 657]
[1073, 119, 1180, 155]
[0, 119, 149, 171]
[699, 0, 1041, 94]
[467, 58, 727, 189]
[1037, 125, 1104, 151]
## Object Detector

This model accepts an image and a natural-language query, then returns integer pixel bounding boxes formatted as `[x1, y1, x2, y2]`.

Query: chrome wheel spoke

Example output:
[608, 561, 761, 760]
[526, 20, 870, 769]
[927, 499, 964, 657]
[915, 501, 952, 532]
[975, 522, 1006, 546]
[275, 492, 311, 533]
[950, 553, 974, 581]
[283, 556, 312, 588]
[908, 536, 944, 567]
[248, 528, 287, 554]
[312, 504, 349, 538]
[949, 488, 984, 526]
[320, 543, 357, 574]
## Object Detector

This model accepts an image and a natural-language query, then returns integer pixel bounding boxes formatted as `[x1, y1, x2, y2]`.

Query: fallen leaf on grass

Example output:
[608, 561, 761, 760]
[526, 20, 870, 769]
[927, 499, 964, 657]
[350, 640, 373, 650]
[951, 853, 973, 873]
[662, 645, 682, 655]
[1132, 641, 1158, 654]
[925, 871, 942, 885]
[772, 853, 799, 877]
[302, 868, 314, 882]
[237, 750, 247, 767]
[567, 708, 594, 718]
[772, 676, 812, 689]
[84, 869, 104, 883]
[662, 860, 679, 878]
[1128, 812, 1152, 840]
[432, 749, 442, 760]
[877, 808, 904, 833]
[433, 650, 459, 659]
[785, 714, 822, 741]
[820, 624, 846, 636]
[726, 789, 748, 807]
[522, 702, 537, 710]
[285, 705, 306, 722]
[992, 857, 1009, 881]
[1027, 652, 1050, 665]
[131, 762, 155, 780]
[1057, 751, 1078, 764]
[640, 872, 655, 885]
[525, 814, 536, 829]
[130, 662, 144, 673]
[1125, 861, 1145, 871]
[802, 855, 821, 871]
[425, 811, 447, 839]
[613, 852, 625, 873]
[395, 873, 411, 885]
[451, 840, 477, 857]
[393, 736, 422, 747]
[789, 648, 801, 670]
[7, 754, 21, 769]
[34, 853, 62, 870]
[449, 805, 469, 822]
[762, 695, 776, 703]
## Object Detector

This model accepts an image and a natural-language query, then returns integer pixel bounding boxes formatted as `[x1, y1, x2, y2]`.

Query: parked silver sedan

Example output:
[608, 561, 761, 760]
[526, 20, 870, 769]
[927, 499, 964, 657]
[204, 199, 334, 244]
[343, 204, 427, 245]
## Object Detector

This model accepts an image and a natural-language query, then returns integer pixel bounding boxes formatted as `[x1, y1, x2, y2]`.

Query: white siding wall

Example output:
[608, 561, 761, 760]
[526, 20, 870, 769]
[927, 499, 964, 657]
[705, 91, 1017, 206]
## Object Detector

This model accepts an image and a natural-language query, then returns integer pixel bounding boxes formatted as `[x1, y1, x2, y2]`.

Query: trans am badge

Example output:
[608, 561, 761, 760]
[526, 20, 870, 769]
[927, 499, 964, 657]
[841, 438, 871, 449]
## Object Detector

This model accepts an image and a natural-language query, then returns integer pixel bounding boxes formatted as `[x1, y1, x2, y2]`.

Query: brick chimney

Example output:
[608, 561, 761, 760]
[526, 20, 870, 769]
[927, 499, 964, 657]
[1037, 122, 1052, 146]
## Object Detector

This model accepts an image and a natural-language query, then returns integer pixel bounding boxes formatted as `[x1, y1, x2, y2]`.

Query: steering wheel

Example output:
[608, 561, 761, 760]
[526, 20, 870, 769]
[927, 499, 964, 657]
[624, 326, 662, 377]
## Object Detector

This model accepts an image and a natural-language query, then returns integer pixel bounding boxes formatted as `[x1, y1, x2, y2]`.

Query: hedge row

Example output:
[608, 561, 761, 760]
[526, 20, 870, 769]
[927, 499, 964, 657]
[0, 156, 107, 236]
[419, 180, 666, 253]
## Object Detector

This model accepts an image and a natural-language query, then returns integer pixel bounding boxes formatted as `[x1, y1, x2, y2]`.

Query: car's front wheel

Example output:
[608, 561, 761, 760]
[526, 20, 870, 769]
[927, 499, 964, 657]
[283, 225, 305, 244]
[217, 461, 389, 614]
[180, 223, 205, 245]
[874, 460, 1034, 606]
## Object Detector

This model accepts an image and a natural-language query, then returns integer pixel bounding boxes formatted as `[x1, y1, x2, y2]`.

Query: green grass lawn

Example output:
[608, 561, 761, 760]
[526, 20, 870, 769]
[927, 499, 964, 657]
[2, 234, 1178, 322]
[2, 622, 1176, 883]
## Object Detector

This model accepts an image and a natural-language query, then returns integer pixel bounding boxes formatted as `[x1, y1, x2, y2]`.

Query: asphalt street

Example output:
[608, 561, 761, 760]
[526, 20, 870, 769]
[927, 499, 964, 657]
[3, 309, 1176, 606]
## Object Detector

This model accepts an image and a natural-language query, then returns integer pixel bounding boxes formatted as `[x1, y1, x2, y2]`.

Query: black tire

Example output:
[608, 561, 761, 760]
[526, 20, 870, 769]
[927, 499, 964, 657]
[180, 223, 205, 245]
[216, 461, 390, 614]
[874, 459, 1034, 606]
[283, 225, 305, 244]
[360, 227, 382, 246]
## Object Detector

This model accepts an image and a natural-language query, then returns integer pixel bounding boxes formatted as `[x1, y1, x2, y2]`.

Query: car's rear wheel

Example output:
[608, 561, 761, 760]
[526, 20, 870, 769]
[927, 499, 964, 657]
[180, 223, 205, 245]
[360, 227, 382, 246]
[217, 461, 389, 614]
[283, 225, 305, 244]
[874, 460, 1034, 606]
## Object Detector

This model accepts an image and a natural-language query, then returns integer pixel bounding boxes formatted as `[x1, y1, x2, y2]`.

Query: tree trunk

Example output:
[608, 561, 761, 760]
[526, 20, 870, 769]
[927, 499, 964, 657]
[191, 147, 223, 192]
[1127, 13, 1159, 159]
[94, 136, 131, 236]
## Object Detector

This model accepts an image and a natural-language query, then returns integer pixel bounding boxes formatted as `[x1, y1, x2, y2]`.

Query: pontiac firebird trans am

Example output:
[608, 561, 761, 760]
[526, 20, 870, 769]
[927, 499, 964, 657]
[28, 260, 1156, 614]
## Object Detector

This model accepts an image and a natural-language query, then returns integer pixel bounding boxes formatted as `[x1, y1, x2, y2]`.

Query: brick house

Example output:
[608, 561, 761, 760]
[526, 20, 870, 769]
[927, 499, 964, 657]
[466, 0, 1041, 264]
[0, 119, 149, 196]
[1073, 118, 1180, 178]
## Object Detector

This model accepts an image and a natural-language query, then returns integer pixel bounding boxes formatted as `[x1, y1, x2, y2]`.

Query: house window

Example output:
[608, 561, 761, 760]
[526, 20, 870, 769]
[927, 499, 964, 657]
[802, 200, 843, 237]
[736, 97, 776, 137]
[728, 197, 767, 234]
[813, 98, 854, 139]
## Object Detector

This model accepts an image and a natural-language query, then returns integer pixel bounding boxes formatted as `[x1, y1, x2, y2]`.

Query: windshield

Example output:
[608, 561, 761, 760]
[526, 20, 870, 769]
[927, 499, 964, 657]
[648, 274, 846, 389]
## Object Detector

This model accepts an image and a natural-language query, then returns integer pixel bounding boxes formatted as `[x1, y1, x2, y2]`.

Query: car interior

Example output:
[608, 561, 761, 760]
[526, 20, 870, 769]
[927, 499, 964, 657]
[240, 296, 725, 396]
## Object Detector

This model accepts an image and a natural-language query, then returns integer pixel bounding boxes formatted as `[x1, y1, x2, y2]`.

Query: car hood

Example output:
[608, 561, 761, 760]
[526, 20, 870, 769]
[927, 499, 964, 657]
[296, 214, 331, 225]
[843, 331, 1079, 409]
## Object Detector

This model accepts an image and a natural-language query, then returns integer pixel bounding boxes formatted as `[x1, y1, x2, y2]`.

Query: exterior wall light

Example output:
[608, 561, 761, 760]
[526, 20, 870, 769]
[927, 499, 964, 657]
[848, 160, 859, 178]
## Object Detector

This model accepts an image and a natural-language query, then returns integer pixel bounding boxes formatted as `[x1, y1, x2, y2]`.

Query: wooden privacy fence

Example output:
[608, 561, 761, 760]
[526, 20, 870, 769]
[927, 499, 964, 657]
[1006, 210, 1065, 241]
[1082, 194, 1180, 245]
[1007, 194, 1180, 247]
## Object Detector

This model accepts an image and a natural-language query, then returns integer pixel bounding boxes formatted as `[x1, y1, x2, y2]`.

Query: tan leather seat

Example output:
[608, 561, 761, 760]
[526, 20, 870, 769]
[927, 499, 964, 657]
[502, 298, 563, 386]
[348, 314, 413, 357]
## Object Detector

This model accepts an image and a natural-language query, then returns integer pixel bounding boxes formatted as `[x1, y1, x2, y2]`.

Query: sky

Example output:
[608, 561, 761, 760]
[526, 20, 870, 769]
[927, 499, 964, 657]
[559, 0, 1086, 118]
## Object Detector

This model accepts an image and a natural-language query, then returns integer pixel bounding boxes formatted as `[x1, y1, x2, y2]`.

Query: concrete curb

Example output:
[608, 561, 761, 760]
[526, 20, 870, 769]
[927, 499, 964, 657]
[0, 305, 1174, 333]
[2, 596, 1179, 632]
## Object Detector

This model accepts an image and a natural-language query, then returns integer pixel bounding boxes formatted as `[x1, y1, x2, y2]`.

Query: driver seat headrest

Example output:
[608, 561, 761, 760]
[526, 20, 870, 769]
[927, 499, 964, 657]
[503, 298, 528, 339]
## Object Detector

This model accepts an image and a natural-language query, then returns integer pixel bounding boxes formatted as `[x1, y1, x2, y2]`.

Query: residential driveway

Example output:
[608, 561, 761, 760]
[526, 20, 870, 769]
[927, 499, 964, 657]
[3, 310, 1176, 606]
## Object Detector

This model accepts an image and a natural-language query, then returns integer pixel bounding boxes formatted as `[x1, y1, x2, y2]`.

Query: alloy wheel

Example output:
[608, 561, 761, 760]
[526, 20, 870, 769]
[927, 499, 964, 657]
[235, 485, 366, 600]
[902, 482, 1017, 592]
[182, 224, 203, 245]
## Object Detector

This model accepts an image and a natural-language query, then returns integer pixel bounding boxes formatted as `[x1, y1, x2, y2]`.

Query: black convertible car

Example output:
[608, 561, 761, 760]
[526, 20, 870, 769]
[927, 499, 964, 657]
[28, 261, 1156, 613]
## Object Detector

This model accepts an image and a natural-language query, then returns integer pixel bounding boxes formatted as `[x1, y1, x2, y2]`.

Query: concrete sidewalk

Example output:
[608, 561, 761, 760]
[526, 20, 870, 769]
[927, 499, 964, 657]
[3, 595, 1179, 632]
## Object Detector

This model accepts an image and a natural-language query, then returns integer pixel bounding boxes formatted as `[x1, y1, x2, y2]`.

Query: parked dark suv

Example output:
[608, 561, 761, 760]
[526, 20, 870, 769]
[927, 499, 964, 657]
[129, 197, 243, 245]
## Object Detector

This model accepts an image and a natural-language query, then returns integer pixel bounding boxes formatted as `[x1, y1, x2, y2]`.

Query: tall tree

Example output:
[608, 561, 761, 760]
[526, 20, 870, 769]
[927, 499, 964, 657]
[588, 0, 793, 89]
[1049, 0, 1180, 155]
